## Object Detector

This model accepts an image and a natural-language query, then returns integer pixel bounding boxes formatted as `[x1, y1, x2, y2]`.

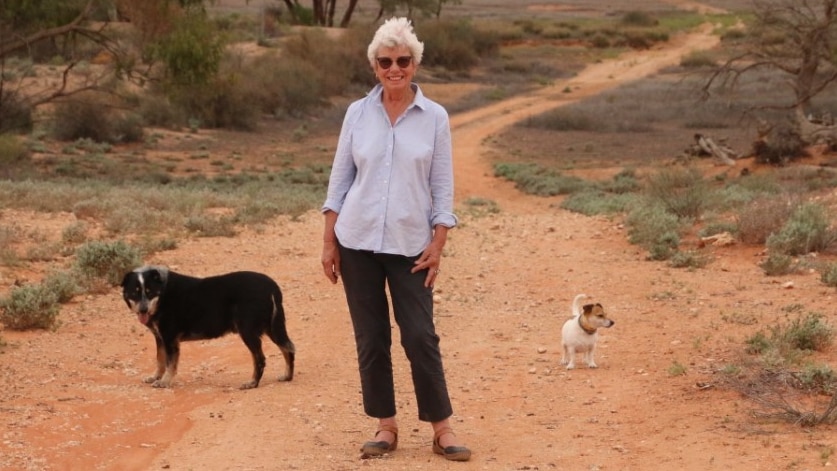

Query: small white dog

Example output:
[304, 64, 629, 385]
[561, 294, 614, 369]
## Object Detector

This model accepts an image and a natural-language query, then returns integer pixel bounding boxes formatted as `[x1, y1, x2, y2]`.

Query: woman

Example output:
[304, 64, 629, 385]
[320, 17, 470, 462]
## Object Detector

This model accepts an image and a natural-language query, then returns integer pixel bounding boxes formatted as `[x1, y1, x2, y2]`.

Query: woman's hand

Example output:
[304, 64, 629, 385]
[412, 225, 448, 287]
[322, 240, 341, 284]
[322, 210, 341, 284]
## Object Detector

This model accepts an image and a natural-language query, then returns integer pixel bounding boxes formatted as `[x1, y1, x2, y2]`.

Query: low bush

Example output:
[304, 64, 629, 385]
[736, 196, 797, 245]
[820, 263, 837, 288]
[645, 167, 708, 219]
[767, 202, 837, 255]
[52, 96, 144, 144]
[759, 252, 796, 276]
[73, 240, 143, 287]
[626, 201, 682, 260]
[0, 283, 60, 330]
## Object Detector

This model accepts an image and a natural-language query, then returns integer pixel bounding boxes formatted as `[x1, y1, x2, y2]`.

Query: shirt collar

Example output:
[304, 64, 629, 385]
[369, 83, 429, 111]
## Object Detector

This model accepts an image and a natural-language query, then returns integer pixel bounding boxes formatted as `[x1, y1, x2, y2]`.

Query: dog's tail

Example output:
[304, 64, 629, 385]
[269, 291, 295, 353]
[269, 288, 296, 381]
[572, 294, 588, 317]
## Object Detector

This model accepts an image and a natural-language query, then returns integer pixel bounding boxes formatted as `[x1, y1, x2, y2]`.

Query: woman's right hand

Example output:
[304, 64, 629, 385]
[322, 239, 341, 284]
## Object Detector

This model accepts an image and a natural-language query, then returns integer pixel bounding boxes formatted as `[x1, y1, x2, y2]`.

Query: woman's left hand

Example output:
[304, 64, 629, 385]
[412, 242, 443, 288]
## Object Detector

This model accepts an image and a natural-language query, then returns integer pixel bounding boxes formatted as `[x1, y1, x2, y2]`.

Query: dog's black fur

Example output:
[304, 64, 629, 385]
[121, 266, 295, 389]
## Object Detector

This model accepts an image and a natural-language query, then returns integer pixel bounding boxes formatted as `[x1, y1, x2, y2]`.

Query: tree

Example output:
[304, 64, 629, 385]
[0, 0, 219, 133]
[374, 0, 461, 22]
[703, 0, 837, 112]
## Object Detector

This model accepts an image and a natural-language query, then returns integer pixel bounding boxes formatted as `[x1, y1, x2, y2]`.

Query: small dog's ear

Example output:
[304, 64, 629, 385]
[121, 272, 132, 288]
[148, 269, 162, 282]
[582, 304, 594, 314]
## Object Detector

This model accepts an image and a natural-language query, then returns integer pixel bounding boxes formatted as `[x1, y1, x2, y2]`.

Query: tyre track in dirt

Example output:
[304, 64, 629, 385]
[451, 23, 720, 211]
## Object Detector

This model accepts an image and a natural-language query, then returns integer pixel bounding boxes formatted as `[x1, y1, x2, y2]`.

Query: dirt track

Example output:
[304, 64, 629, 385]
[2, 20, 836, 471]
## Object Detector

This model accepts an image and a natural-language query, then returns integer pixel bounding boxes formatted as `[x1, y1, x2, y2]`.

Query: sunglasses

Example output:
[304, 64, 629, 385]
[376, 56, 413, 69]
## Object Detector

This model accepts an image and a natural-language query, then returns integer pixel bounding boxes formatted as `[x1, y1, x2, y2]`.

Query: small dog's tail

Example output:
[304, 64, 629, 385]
[572, 294, 589, 317]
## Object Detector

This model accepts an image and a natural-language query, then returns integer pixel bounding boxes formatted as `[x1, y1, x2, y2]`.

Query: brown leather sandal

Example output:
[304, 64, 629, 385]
[360, 424, 398, 457]
[432, 426, 471, 462]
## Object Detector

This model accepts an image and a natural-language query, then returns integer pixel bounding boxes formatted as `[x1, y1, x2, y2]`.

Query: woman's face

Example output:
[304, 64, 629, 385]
[373, 45, 416, 94]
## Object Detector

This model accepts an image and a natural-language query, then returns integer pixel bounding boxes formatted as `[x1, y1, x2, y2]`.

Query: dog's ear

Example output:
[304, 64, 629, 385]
[582, 304, 594, 314]
[121, 272, 132, 288]
[148, 269, 162, 283]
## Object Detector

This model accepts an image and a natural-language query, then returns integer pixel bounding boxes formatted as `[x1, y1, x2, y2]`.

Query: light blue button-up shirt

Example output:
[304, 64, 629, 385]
[322, 83, 458, 257]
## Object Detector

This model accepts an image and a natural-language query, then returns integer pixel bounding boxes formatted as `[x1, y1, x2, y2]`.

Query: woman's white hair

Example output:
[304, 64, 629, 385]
[366, 17, 424, 66]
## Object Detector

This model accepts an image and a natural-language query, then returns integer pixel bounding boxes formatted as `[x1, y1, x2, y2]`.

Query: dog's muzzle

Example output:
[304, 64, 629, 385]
[130, 298, 154, 325]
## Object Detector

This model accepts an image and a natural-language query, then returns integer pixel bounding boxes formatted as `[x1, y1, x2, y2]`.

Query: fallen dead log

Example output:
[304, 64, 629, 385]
[684, 133, 737, 166]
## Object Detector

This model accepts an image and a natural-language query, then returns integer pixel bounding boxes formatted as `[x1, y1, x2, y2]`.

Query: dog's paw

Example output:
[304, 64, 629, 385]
[143, 375, 160, 384]
[565, 363, 576, 370]
[587, 363, 598, 369]
[239, 380, 259, 390]
[151, 379, 171, 388]
[277, 373, 292, 382]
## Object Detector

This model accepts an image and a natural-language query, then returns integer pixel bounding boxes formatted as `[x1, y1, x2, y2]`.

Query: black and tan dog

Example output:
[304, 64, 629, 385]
[121, 266, 295, 389]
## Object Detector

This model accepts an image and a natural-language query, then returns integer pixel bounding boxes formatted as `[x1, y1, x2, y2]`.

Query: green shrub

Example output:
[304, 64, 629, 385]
[626, 201, 682, 260]
[820, 263, 837, 288]
[645, 167, 708, 219]
[171, 74, 262, 130]
[779, 313, 833, 352]
[461, 197, 500, 217]
[746, 312, 833, 357]
[621, 11, 658, 27]
[797, 363, 837, 394]
[52, 97, 144, 143]
[73, 240, 143, 286]
[42, 271, 81, 303]
[0, 133, 31, 178]
[560, 189, 637, 216]
[183, 215, 237, 237]
[669, 250, 709, 269]
[522, 109, 595, 131]
[61, 221, 90, 246]
[760, 252, 796, 276]
[0, 283, 60, 330]
[767, 203, 837, 255]
[417, 19, 500, 71]
[745, 331, 771, 354]
[153, 9, 224, 87]
[603, 169, 642, 194]
[493, 162, 587, 196]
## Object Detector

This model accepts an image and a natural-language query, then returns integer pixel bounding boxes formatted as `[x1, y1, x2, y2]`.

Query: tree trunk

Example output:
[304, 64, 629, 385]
[339, 0, 358, 27]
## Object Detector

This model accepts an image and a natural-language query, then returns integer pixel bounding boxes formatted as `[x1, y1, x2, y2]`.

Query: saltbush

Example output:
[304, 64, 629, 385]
[0, 283, 60, 330]
[767, 202, 837, 255]
[73, 240, 143, 287]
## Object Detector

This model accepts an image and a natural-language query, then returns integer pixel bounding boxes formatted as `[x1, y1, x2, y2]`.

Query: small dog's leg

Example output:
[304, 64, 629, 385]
[560, 345, 569, 366]
[585, 348, 598, 369]
[565, 347, 576, 370]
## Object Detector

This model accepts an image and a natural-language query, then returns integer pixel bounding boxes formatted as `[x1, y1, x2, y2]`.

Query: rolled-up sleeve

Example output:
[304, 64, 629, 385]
[322, 102, 361, 214]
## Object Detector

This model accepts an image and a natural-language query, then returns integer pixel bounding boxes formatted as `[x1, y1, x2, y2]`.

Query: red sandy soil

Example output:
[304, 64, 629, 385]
[2, 17, 836, 471]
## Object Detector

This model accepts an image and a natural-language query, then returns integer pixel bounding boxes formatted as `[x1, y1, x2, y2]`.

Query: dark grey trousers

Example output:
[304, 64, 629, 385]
[338, 244, 453, 422]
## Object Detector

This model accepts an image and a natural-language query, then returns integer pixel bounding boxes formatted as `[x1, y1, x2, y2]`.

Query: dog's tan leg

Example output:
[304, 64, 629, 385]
[277, 346, 295, 382]
[153, 343, 179, 388]
[144, 337, 166, 384]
